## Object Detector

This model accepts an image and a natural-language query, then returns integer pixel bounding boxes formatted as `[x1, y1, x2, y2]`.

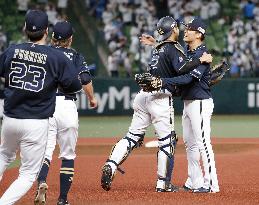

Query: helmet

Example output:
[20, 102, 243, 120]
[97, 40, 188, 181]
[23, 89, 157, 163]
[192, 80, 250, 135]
[155, 16, 177, 42]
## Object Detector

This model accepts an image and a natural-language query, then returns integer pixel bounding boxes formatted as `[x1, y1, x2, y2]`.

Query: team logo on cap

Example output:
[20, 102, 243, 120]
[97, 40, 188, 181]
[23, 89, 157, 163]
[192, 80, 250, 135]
[157, 28, 164, 35]
[188, 19, 194, 24]
[197, 27, 205, 34]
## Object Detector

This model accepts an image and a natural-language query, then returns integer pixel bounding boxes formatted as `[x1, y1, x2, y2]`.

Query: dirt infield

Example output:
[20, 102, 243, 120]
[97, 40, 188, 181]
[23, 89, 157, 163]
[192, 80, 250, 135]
[1, 137, 259, 205]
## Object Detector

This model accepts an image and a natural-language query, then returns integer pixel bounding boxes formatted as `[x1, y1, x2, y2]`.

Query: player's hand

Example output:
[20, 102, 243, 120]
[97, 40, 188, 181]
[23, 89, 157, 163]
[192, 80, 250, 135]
[139, 34, 156, 46]
[200, 52, 213, 63]
[88, 97, 98, 109]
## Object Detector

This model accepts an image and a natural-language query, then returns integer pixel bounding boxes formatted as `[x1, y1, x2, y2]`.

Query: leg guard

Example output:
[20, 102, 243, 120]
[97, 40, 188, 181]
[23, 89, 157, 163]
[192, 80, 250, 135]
[101, 132, 144, 191]
[156, 131, 178, 191]
[106, 132, 145, 174]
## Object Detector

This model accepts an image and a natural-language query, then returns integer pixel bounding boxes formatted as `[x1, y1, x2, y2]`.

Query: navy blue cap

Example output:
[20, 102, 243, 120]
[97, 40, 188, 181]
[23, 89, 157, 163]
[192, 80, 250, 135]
[25, 10, 48, 32]
[52, 21, 74, 40]
[184, 18, 207, 35]
[155, 16, 177, 42]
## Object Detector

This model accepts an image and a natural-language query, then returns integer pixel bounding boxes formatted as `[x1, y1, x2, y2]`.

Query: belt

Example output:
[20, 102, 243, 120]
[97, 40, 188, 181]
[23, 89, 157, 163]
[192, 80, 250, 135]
[56, 93, 77, 101]
[64, 96, 76, 101]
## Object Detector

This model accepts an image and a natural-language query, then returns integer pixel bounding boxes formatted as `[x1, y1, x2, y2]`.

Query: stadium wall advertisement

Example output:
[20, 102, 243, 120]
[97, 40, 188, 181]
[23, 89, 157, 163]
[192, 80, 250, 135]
[76, 78, 259, 115]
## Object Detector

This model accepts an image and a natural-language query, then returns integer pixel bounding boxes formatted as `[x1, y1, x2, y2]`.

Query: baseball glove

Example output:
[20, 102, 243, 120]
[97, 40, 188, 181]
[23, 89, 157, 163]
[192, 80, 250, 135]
[135, 73, 162, 92]
[210, 61, 230, 86]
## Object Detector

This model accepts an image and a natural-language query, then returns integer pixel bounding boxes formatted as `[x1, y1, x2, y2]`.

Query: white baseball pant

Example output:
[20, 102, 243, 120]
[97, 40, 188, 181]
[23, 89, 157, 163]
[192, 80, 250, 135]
[107, 90, 175, 190]
[44, 96, 79, 162]
[182, 98, 219, 192]
[0, 115, 48, 205]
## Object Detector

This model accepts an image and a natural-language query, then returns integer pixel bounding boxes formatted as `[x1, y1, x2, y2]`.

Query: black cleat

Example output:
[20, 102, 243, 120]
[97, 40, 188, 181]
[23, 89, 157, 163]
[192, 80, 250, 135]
[57, 198, 70, 205]
[156, 183, 179, 192]
[34, 182, 48, 205]
[101, 164, 114, 191]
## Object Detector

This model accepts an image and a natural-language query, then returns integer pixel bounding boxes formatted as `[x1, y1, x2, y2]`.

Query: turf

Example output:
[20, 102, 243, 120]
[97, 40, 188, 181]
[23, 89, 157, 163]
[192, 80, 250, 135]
[78, 115, 259, 138]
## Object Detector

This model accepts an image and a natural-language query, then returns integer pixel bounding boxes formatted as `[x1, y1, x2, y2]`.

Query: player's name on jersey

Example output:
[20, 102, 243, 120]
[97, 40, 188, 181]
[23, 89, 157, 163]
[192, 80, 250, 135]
[13, 49, 47, 64]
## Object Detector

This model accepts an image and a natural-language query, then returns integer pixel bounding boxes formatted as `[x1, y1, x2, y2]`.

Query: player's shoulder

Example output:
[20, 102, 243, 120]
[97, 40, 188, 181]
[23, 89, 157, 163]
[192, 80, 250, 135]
[157, 41, 185, 55]
[168, 41, 184, 52]
[46, 46, 73, 61]
[195, 44, 208, 55]
[53, 46, 80, 61]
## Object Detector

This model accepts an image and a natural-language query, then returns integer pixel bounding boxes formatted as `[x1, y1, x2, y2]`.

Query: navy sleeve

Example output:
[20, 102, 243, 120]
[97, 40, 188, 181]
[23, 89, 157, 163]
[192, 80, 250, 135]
[167, 46, 202, 74]
[79, 71, 92, 85]
[57, 55, 82, 93]
[189, 64, 207, 80]
[162, 73, 193, 87]
[178, 58, 201, 74]
[75, 53, 89, 73]
[74, 53, 92, 85]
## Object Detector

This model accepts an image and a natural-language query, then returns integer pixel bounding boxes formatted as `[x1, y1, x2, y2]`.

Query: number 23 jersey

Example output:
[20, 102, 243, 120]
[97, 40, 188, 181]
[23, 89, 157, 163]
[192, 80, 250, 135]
[0, 43, 81, 119]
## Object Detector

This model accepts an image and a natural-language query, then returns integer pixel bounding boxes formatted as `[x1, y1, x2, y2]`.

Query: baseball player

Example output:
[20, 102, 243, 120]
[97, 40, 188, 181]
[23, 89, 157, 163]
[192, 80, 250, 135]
[101, 16, 212, 192]
[160, 18, 220, 193]
[34, 21, 97, 205]
[0, 10, 82, 205]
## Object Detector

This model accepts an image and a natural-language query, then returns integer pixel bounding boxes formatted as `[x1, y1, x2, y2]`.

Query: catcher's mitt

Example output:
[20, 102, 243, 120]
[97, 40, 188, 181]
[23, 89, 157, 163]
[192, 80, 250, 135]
[210, 61, 230, 86]
[135, 73, 162, 92]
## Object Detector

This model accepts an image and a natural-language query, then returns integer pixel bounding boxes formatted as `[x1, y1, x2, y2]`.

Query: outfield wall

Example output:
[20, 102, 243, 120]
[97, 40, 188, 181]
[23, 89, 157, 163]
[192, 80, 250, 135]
[76, 78, 259, 115]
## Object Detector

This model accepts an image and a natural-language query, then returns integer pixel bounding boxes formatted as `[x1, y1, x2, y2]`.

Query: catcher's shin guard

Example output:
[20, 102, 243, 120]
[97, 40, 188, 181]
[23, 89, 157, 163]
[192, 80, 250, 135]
[156, 131, 178, 192]
[101, 132, 144, 191]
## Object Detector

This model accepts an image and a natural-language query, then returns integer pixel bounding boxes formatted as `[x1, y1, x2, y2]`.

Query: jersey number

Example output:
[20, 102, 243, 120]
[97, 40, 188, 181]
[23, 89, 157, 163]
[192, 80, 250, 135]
[9, 62, 46, 92]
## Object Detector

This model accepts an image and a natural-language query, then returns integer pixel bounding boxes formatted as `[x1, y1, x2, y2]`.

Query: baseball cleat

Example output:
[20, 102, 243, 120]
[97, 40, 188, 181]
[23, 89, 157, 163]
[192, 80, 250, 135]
[57, 198, 70, 205]
[181, 185, 193, 192]
[193, 187, 210, 193]
[101, 164, 114, 191]
[156, 183, 179, 192]
[34, 182, 48, 205]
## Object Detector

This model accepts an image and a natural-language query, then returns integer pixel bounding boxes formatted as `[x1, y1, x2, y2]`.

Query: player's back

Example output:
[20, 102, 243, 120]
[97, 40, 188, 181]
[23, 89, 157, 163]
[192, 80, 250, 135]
[148, 42, 185, 78]
[0, 42, 81, 119]
[51, 46, 87, 99]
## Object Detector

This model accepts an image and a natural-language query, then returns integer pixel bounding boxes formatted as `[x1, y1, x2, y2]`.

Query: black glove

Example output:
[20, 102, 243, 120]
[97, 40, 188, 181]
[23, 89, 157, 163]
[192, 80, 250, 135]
[135, 73, 162, 92]
[210, 61, 230, 86]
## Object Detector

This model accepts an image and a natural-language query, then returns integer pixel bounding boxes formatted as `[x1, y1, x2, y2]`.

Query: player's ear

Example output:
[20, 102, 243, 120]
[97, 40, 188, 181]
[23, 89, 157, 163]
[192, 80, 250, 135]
[45, 28, 49, 36]
[68, 36, 73, 47]
[196, 31, 202, 40]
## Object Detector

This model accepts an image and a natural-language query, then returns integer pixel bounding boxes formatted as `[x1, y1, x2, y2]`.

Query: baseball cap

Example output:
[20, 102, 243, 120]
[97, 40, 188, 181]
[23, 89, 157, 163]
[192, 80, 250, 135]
[25, 10, 48, 32]
[52, 21, 74, 40]
[184, 17, 207, 35]
[155, 16, 177, 42]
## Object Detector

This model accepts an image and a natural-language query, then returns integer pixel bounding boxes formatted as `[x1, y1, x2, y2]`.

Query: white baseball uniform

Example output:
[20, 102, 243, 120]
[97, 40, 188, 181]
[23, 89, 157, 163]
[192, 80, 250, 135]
[161, 44, 219, 192]
[44, 96, 78, 161]
[183, 99, 219, 192]
[0, 32, 82, 204]
[0, 116, 48, 205]
[107, 89, 175, 190]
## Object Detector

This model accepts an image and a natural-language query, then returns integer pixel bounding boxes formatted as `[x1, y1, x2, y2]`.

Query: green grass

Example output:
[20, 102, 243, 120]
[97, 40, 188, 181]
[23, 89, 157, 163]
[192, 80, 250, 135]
[6, 115, 258, 169]
[78, 115, 259, 138]
[8, 159, 20, 169]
